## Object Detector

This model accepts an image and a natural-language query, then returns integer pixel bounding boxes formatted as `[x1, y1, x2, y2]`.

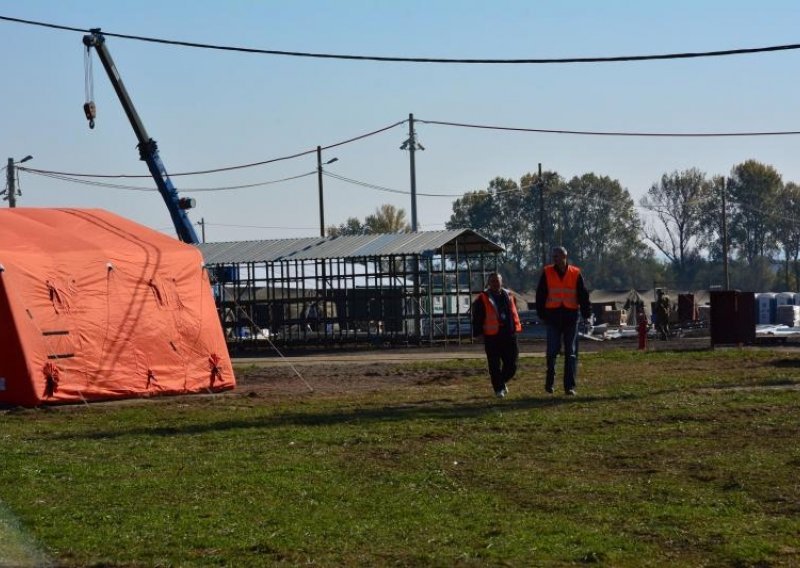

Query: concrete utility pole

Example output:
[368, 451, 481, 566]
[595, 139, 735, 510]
[316, 146, 338, 238]
[401, 113, 424, 232]
[400, 114, 425, 336]
[5, 155, 32, 208]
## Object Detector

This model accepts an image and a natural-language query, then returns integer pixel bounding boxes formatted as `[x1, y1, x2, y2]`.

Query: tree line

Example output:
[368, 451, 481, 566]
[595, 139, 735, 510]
[328, 159, 800, 292]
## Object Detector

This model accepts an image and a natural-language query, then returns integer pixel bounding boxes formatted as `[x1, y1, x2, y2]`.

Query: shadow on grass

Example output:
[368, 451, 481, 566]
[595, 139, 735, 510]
[50, 392, 639, 441]
[36, 375, 800, 442]
[771, 358, 800, 368]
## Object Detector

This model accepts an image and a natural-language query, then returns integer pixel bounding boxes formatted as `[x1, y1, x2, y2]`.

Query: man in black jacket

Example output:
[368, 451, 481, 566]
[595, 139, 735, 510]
[535, 247, 592, 395]
[471, 272, 522, 398]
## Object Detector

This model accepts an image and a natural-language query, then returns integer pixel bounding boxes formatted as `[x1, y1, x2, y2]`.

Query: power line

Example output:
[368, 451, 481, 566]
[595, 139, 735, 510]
[324, 172, 675, 209]
[323, 171, 431, 196]
[22, 168, 317, 192]
[418, 119, 800, 138]
[19, 120, 406, 178]
[21, 111, 799, 183]
[206, 222, 318, 230]
[17, 111, 800, 182]
[26, 163, 713, 209]
[3, 15, 800, 64]
[323, 171, 525, 197]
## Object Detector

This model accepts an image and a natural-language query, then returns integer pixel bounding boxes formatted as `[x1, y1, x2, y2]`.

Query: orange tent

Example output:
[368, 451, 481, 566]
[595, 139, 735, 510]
[0, 208, 234, 406]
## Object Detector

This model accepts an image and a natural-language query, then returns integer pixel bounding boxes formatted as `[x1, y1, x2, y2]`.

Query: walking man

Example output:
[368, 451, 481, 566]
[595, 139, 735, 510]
[535, 246, 592, 396]
[471, 272, 522, 398]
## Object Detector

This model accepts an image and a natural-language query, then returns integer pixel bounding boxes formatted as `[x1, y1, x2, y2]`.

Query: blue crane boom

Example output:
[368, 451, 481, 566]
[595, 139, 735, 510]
[82, 29, 200, 244]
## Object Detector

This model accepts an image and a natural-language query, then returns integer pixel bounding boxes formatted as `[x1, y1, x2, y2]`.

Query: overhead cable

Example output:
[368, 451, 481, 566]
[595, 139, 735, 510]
[17, 111, 800, 182]
[322, 170, 531, 197]
[206, 222, 317, 230]
[22, 168, 317, 191]
[19, 120, 406, 179]
[3, 15, 800, 64]
[418, 119, 800, 137]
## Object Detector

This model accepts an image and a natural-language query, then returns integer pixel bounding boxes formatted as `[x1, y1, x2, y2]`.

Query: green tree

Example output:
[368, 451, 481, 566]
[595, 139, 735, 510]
[364, 204, 411, 233]
[447, 177, 534, 286]
[327, 205, 411, 237]
[774, 181, 800, 290]
[327, 217, 366, 237]
[730, 257, 776, 292]
[548, 173, 650, 288]
[561, 174, 642, 266]
[726, 160, 783, 263]
[448, 171, 654, 290]
[518, 170, 561, 272]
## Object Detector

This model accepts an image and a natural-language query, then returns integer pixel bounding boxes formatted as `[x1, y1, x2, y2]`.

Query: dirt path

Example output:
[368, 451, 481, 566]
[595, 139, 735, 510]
[232, 336, 712, 366]
[230, 337, 716, 398]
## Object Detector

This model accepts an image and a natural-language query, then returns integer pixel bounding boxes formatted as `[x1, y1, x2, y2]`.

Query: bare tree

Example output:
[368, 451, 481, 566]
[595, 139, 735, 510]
[640, 168, 711, 275]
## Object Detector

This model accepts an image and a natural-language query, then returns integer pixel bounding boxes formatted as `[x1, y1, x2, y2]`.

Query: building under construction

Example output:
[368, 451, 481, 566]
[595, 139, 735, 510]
[197, 229, 503, 349]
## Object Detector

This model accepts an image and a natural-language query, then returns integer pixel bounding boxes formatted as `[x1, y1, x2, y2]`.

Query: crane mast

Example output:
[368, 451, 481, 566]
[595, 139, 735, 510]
[82, 29, 199, 244]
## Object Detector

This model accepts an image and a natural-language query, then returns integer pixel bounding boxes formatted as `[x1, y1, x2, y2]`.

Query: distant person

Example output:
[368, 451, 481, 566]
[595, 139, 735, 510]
[535, 246, 592, 396]
[471, 272, 522, 398]
[655, 289, 671, 340]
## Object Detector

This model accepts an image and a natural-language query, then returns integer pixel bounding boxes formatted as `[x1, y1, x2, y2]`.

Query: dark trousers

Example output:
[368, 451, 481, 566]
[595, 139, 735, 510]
[545, 309, 580, 392]
[484, 334, 519, 392]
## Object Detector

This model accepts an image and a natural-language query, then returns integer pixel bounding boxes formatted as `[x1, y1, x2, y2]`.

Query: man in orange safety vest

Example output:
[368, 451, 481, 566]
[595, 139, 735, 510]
[471, 272, 522, 398]
[535, 246, 592, 396]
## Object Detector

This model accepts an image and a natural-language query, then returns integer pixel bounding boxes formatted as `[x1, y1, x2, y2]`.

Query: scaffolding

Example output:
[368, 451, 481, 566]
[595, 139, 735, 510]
[196, 230, 503, 348]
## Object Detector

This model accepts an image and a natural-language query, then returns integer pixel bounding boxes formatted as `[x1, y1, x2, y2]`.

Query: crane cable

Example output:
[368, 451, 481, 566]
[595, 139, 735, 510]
[83, 43, 96, 128]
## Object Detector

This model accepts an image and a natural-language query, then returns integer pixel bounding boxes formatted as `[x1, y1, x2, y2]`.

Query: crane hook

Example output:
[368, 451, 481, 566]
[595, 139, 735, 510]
[83, 102, 96, 130]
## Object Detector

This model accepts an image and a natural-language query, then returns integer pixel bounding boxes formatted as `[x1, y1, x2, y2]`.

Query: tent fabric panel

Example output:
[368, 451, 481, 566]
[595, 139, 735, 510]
[0, 276, 37, 406]
[0, 208, 234, 406]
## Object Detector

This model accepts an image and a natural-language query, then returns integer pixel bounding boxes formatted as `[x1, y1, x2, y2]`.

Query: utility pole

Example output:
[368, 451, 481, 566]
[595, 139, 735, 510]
[317, 146, 325, 238]
[409, 114, 418, 232]
[197, 217, 206, 243]
[538, 163, 546, 268]
[400, 114, 425, 337]
[316, 146, 338, 238]
[721, 177, 730, 290]
[401, 113, 424, 232]
[5, 158, 14, 208]
[5, 155, 32, 208]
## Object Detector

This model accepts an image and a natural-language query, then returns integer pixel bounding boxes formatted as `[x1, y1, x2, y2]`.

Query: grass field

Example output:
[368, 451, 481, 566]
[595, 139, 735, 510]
[0, 348, 798, 566]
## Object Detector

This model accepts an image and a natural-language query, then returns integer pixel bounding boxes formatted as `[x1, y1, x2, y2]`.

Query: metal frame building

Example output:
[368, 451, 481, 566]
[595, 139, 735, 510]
[196, 229, 503, 348]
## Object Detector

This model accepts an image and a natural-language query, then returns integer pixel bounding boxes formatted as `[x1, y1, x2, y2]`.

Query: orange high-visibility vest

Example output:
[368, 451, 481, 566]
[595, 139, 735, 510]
[545, 265, 580, 310]
[480, 291, 522, 335]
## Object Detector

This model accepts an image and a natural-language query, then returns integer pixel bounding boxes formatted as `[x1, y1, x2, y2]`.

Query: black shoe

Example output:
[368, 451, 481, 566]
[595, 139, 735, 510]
[545, 385, 554, 394]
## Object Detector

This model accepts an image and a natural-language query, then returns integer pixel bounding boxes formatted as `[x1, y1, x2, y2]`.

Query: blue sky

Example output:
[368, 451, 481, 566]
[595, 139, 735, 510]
[2, 1, 800, 242]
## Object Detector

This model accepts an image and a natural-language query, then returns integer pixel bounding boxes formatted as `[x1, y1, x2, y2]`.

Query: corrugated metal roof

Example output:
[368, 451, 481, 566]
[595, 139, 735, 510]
[196, 229, 503, 264]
